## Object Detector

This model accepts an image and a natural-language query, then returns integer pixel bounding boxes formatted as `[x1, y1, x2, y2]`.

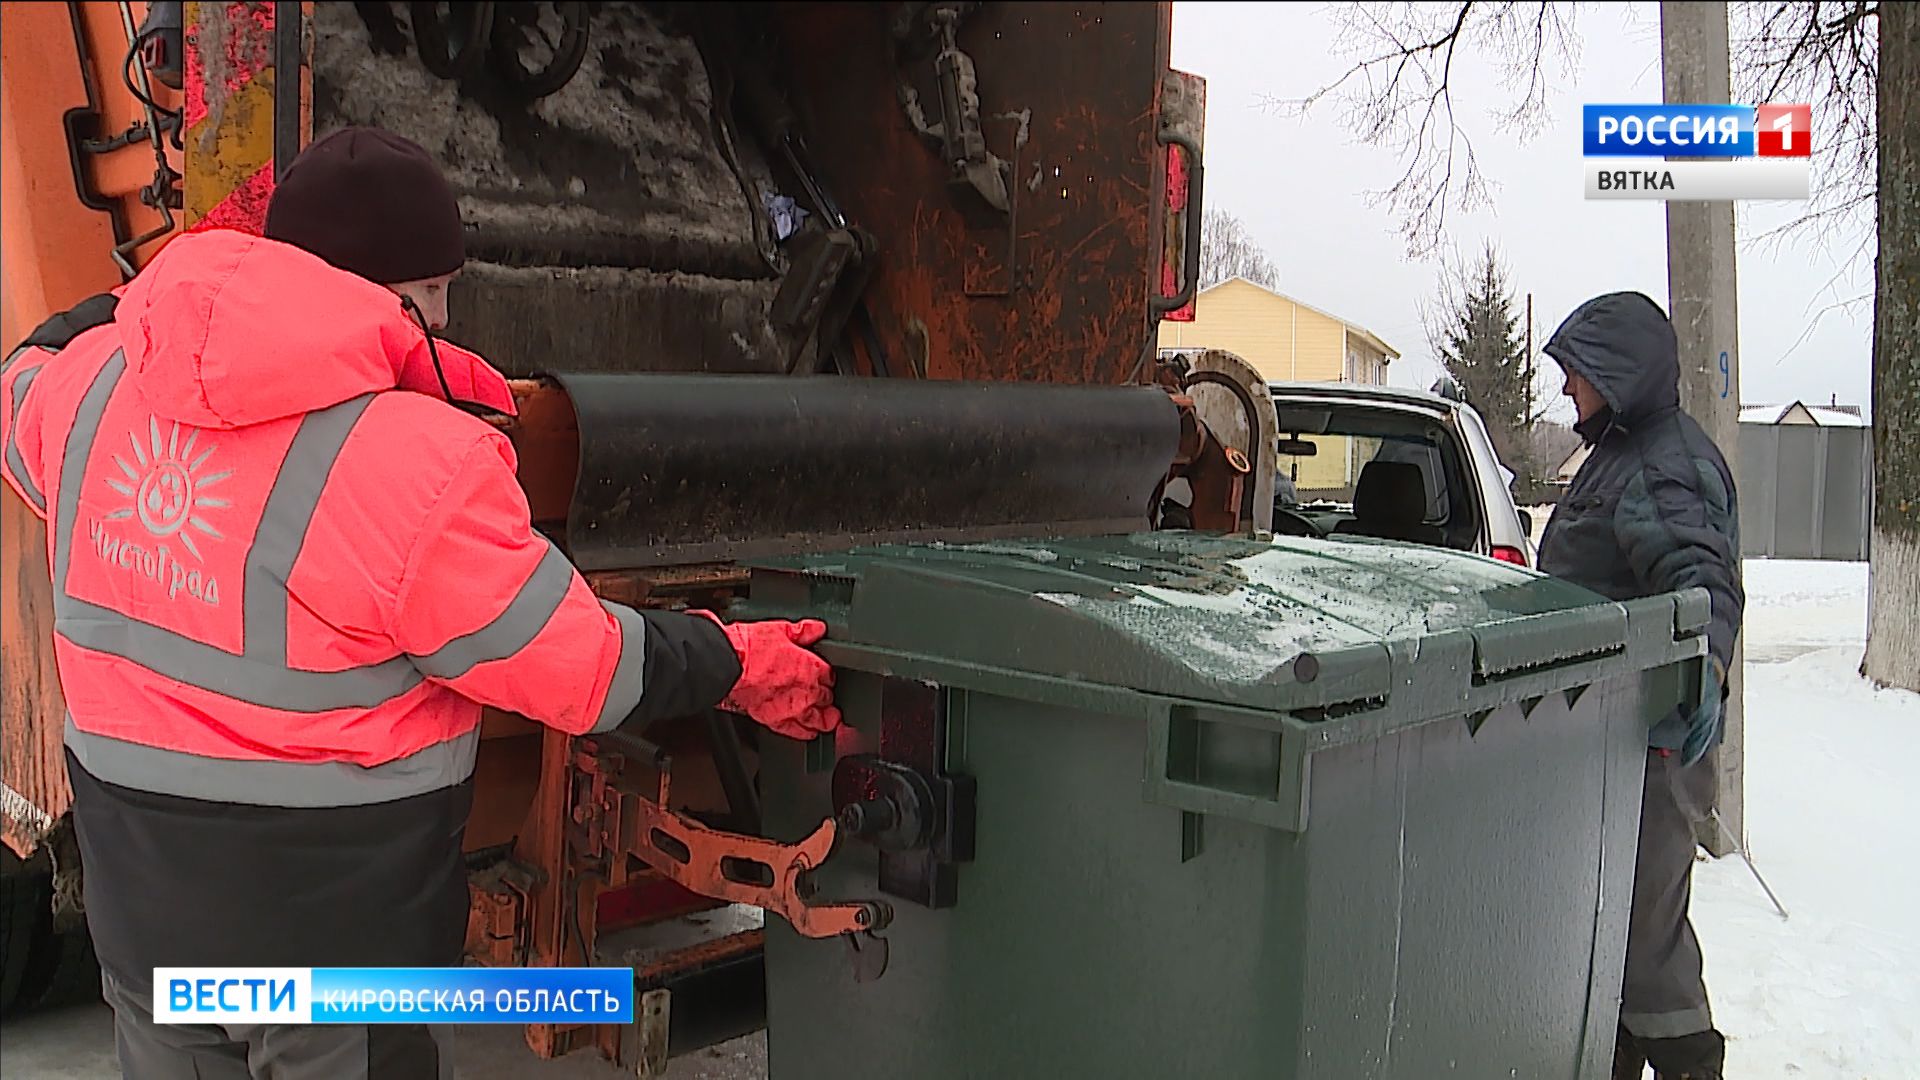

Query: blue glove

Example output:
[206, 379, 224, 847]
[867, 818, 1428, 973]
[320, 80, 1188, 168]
[1680, 656, 1725, 767]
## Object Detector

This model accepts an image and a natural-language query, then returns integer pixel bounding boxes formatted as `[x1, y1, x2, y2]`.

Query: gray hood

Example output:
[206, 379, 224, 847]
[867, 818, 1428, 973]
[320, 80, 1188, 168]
[1542, 291, 1681, 425]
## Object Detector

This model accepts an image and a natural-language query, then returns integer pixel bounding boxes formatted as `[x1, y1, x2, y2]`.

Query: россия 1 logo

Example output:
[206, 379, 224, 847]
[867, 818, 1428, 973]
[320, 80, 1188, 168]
[1581, 104, 1811, 201]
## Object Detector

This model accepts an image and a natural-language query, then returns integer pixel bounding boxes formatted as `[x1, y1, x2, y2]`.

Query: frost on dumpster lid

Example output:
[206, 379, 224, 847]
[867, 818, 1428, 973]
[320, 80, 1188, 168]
[749, 532, 1615, 710]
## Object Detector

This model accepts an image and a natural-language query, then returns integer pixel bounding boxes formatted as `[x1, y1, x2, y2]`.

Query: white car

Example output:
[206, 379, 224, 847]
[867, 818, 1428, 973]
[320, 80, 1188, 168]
[1266, 381, 1537, 567]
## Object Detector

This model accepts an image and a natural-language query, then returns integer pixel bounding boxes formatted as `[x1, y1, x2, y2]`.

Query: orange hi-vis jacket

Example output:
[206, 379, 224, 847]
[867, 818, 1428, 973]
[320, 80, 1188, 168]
[0, 228, 742, 976]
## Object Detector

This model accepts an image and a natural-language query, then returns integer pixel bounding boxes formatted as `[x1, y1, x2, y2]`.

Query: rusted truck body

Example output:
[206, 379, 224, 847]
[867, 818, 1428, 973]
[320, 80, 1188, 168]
[1, 0, 1271, 1067]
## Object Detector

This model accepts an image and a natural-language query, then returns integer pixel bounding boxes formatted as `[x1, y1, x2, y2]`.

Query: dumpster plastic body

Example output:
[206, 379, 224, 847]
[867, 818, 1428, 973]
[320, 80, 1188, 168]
[739, 532, 1710, 1080]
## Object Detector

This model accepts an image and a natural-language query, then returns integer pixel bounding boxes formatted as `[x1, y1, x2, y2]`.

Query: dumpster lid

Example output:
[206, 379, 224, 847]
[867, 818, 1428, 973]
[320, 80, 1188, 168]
[746, 532, 1639, 714]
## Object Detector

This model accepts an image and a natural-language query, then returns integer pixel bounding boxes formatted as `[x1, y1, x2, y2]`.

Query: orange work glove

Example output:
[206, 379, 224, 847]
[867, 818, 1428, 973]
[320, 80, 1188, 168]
[692, 613, 842, 740]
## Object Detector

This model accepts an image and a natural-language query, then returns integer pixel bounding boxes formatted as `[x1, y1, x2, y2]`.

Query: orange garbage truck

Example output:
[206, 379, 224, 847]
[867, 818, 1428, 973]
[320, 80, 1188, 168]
[1, 1, 1266, 1068]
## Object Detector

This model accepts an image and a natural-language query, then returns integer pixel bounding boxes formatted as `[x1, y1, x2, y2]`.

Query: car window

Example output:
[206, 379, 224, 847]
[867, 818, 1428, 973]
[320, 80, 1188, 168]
[1271, 401, 1483, 553]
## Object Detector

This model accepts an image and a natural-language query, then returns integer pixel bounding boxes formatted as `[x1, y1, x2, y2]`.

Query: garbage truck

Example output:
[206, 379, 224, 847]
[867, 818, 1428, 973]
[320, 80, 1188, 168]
[1, 4, 1711, 1077]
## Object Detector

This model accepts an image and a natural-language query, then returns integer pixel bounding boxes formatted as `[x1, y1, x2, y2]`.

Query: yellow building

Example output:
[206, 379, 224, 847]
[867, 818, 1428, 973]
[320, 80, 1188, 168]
[1157, 277, 1402, 496]
[1156, 276, 1399, 384]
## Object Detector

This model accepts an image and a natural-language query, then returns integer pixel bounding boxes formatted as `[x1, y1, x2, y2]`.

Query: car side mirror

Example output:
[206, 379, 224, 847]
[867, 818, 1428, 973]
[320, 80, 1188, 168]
[1517, 509, 1534, 534]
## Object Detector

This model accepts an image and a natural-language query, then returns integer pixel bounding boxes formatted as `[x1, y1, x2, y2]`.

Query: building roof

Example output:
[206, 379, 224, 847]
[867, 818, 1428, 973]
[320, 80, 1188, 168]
[1197, 276, 1402, 361]
[1556, 442, 1591, 481]
[1739, 401, 1869, 428]
[1552, 398, 1865, 484]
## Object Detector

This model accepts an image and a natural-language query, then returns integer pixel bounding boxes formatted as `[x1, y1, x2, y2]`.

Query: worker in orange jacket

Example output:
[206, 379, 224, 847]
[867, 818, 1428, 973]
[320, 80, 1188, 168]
[0, 126, 840, 1079]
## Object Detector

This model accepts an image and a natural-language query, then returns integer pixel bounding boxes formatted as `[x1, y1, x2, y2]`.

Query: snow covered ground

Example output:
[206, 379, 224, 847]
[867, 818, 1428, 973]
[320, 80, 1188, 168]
[1690, 559, 1920, 1078]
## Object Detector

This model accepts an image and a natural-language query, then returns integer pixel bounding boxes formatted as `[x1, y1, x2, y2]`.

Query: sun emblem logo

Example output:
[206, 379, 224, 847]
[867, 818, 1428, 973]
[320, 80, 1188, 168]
[105, 417, 230, 561]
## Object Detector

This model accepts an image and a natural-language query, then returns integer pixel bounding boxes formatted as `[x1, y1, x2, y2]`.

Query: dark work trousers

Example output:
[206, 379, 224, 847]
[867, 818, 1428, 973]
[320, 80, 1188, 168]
[102, 966, 454, 1080]
[1620, 747, 1717, 1040]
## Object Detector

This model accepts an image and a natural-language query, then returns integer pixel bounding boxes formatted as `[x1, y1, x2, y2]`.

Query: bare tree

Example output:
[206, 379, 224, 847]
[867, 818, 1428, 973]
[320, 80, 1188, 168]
[1271, 3, 1876, 258]
[1283, 1, 1915, 694]
[1199, 208, 1283, 290]
[1735, 2, 1881, 248]
[1732, 4, 1882, 355]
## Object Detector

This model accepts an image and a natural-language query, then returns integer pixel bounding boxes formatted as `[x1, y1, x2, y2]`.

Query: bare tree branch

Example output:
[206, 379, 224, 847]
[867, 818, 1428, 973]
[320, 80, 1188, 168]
[1262, 2, 1579, 259]
[1773, 288, 1874, 363]
[1733, 0, 1880, 250]
[1756, 220, 1878, 364]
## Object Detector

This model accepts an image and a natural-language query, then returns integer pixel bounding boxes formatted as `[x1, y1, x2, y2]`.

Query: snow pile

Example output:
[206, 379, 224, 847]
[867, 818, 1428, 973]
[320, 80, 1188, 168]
[1691, 559, 1920, 1078]
[1521, 504, 1557, 550]
[1738, 559, 1877, 663]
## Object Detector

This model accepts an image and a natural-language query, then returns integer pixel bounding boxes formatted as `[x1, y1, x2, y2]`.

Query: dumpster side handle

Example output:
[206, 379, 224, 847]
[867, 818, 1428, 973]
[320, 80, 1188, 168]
[1142, 705, 1313, 833]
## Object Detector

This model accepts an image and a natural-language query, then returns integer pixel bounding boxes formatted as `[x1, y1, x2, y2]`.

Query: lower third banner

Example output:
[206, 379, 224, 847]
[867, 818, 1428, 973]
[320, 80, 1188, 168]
[152, 967, 635, 1025]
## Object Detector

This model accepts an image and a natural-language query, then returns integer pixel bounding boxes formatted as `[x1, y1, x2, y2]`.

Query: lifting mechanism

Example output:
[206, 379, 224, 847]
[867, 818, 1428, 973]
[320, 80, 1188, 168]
[1, 1, 1270, 1069]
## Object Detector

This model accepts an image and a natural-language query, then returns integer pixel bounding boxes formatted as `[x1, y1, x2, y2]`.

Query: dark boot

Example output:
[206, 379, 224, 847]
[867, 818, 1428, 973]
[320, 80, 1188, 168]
[1643, 1029, 1725, 1080]
[1612, 1026, 1649, 1079]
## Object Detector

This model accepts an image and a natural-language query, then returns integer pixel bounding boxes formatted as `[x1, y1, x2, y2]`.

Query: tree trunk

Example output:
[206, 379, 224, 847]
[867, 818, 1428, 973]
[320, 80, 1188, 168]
[1864, 2, 1920, 693]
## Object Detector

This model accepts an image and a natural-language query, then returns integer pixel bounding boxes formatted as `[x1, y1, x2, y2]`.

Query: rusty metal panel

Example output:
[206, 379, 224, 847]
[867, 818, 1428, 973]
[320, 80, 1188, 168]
[776, 2, 1174, 384]
[308, 2, 793, 378]
[310, 3, 769, 277]
[2, 488, 68, 859]
[305, 3, 1178, 386]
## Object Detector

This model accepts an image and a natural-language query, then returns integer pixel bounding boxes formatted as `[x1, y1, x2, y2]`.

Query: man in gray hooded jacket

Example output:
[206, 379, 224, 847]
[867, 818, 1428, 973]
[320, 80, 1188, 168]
[1538, 291, 1744, 1080]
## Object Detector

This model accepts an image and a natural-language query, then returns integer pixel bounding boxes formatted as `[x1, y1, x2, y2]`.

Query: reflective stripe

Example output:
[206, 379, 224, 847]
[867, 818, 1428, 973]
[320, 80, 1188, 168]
[51, 353, 426, 712]
[64, 717, 479, 808]
[5, 362, 46, 510]
[0, 347, 34, 375]
[56, 607, 424, 709]
[51, 351, 125, 592]
[413, 541, 573, 680]
[590, 602, 651, 733]
[1, 780, 56, 834]
[245, 394, 375, 665]
[1619, 1005, 1715, 1040]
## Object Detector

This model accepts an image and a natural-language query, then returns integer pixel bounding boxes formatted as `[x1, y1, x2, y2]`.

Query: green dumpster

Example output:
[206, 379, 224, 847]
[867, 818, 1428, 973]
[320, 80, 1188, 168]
[739, 532, 1709, 1080]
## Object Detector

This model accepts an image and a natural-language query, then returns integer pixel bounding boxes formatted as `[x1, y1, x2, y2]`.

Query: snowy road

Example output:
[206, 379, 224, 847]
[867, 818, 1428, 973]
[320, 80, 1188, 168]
[1691, 560, 1920, 1078]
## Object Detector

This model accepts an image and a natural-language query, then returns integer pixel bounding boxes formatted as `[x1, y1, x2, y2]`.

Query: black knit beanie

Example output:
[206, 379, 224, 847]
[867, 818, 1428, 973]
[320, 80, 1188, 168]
[263, 127, 465, 284]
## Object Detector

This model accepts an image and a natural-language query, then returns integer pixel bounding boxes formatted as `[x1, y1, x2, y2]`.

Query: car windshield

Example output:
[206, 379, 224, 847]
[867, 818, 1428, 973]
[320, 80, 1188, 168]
[1271, 399, 1482, 553]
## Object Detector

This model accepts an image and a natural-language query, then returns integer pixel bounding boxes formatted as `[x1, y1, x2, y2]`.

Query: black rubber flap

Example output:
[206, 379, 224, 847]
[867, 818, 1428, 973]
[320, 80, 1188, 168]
[558, 374, 1180, 570]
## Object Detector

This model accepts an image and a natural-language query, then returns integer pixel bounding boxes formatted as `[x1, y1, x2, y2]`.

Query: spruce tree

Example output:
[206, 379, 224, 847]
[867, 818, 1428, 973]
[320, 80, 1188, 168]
[1433, 242, 1534, 484]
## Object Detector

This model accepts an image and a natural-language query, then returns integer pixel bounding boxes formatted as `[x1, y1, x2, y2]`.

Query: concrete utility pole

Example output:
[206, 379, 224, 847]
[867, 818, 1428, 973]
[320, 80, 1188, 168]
[1525, 292, 1534, 423]
[1660, 1, 1744, 859]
